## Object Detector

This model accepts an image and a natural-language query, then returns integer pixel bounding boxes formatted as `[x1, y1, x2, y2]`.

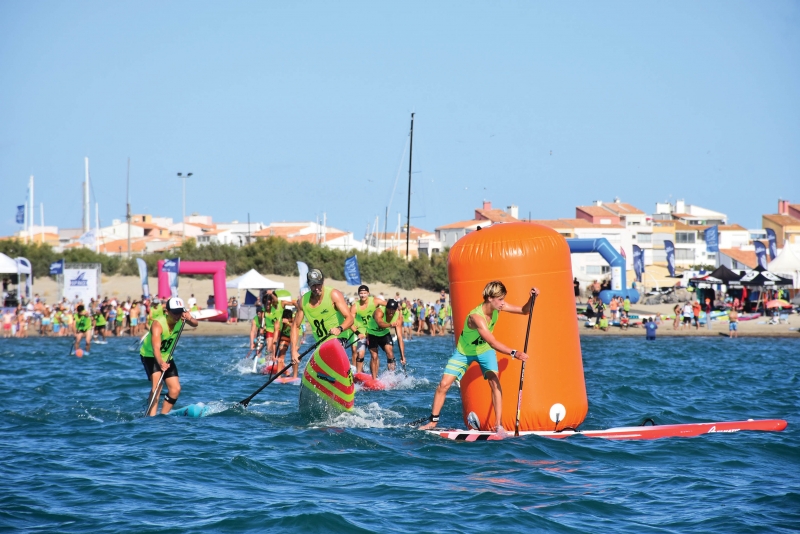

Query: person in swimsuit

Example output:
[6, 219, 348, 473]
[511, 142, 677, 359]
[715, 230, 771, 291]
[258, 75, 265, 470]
[419, 281, 538, 433]
[73, 305, 94, 354]
[366, 299, 406, 379]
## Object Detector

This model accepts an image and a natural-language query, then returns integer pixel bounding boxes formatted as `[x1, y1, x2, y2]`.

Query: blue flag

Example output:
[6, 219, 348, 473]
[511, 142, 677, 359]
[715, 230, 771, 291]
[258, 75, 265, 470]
[49, 259, 64, 275]
[163, 258, 180, 297]
[16, 205, 25, 224]
[136, 258, 150, 298]
[765, 228, 777, 261]
[344, 255, 362, 286]
[704, 226, 719, 253]
[664, 240, 676, 277]
[754, 241, 768, 270]
[632, 245, 644, 283]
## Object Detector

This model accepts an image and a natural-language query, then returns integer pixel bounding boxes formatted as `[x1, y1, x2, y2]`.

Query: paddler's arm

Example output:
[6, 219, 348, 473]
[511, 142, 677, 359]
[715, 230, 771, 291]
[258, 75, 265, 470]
[150, 320, 169, 371]
[181, 311, 198, 328]
[471, 314, 529, 361]
[393, 313, 406, 365]
[501, 288, 540, 315]
[330, 289, 354, 334]
[249, 317, 257, 349]
[290, 300, 305, 364]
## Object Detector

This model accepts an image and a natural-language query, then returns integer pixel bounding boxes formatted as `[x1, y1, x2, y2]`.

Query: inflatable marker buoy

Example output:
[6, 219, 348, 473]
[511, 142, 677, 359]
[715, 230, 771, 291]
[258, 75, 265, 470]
[300, 339, 355, 418]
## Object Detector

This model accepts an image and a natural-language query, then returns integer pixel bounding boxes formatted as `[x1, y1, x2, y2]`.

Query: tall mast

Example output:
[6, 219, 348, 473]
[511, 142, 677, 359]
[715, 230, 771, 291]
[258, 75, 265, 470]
[83, 157, 90, 233]
[29, 175, 34, 239]
[126, 158, 131, 258]
[405, 113, 414, 260]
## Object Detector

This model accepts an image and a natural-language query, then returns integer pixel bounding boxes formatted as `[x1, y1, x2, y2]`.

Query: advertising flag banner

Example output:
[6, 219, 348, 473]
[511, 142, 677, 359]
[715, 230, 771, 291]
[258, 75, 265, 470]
[136, 258, 150, 298]
[49, 259, 64, 275]
[664, 240, 676, 278]
[704, 226, 719, 253]
[765, 228, 777, 261]
[344, 255, 362, 286]
[754, 242, 768, 270]
[162, 258, 180, 297]
[632, 245, 644, 283]
[297, 261, 310, 296]
[64, 268, 98, 304]
[16, 205, 25, 224]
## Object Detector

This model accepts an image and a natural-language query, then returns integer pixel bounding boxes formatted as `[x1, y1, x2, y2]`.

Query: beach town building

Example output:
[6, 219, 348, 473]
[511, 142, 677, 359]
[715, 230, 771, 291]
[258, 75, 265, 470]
[254, 221, 377, 252]
[653, 199, 727, 226]
[435, 201, 518, 247]
[762, 199, 800, 245]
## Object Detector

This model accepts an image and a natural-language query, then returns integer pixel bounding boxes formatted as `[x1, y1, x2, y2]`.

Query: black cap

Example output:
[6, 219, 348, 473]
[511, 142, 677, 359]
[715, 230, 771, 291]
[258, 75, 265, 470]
[386, 299, 398, 310]
[307, 269, 324, 286]
[357, 285, 369, 293]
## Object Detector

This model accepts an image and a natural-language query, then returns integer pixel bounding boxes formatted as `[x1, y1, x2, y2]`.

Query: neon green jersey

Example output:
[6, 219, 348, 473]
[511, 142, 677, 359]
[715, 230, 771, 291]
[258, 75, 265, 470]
[302, 287, 350, 342]
[353, 296, 376, 334]
[76, 315, 92, 332]
[94, 312, 106, 327]
[456, 304, 498, 356]
[367, 305, 397, 337]
[140, 316, 182, 359]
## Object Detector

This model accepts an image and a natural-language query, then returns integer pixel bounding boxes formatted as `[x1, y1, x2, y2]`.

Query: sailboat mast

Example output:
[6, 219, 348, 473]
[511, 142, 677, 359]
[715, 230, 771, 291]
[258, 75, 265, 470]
[405, 113, 414, 260]
[127, 158, 131, 258]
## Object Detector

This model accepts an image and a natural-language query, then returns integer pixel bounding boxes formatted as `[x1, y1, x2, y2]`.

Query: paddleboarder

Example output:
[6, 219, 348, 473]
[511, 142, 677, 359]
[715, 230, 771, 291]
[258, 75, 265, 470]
[419, 281, 538, 432]
[350, 285, 386, 373]
[290, 269, 354, 367]
[73, 305, 94, 355]
[249, 306, 268, 360]
[140, 297, 198, 416]
[366, 299, 406, 379]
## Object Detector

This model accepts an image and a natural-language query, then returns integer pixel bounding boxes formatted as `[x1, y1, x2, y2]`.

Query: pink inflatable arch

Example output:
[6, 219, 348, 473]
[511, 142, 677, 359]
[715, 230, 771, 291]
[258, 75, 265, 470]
[157, 260, 228, 322]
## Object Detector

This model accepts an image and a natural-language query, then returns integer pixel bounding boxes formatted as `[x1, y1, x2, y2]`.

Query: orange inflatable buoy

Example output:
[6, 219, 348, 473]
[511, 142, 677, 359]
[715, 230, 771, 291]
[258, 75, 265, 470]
[75, 348, 84, 358]
[448, 222, 587, 431]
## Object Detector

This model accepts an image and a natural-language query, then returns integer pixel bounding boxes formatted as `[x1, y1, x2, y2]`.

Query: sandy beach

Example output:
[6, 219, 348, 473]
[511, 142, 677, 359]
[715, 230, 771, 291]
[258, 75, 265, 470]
[17, 275, 798, 338]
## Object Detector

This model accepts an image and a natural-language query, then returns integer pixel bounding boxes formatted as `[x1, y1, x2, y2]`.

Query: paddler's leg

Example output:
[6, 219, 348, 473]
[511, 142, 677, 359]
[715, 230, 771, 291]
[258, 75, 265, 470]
[384, 341, 395, 372]
[74, 332, 81, 352]
[147, 370, 163, 416]
[485, 371, 504, 431]
[84, 330, 92, 353]
[418, 373, 458, 430]
[161, 376, 180, 415]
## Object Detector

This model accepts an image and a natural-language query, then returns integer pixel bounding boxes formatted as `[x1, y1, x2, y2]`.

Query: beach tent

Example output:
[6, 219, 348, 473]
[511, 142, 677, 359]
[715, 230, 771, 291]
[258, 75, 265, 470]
[0, 253, 18, 274]
[689, 265, 742, 287]
[738, 266, 793, 288]
[767, 244, 800, 289]
[226, 269, 285, 290]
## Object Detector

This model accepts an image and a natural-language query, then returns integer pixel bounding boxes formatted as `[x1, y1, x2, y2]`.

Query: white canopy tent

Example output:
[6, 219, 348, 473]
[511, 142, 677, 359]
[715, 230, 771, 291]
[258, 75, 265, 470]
[768, 244, 800, 289]
[0, 253, 19, 274]
[226, 269, 285, 290]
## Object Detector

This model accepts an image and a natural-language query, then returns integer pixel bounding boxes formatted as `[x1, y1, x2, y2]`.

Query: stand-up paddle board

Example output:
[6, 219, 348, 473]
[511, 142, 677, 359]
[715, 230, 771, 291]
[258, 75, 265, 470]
[354, 372, 385, 391]
[426, 419, 787, 441]
[172, 403, 212, 418]
[191, 309, 223, 321]
[275, 376, 300, 384]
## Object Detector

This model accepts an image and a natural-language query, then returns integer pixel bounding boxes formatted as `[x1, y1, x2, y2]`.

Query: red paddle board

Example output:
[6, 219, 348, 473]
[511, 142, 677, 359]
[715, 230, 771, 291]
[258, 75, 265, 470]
[426, 419, 787, 441]
[354, 372, 385, 391]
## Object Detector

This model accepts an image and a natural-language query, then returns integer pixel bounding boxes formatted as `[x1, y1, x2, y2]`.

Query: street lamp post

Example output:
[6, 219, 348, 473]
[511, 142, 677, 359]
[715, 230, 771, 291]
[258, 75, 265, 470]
[177, 172, 193, 238]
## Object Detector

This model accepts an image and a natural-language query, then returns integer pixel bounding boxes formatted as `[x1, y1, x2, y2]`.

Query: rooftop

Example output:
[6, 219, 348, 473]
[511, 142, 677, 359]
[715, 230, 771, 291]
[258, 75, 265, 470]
[718, 248, 758, 269]
[763, 214, 800, 226]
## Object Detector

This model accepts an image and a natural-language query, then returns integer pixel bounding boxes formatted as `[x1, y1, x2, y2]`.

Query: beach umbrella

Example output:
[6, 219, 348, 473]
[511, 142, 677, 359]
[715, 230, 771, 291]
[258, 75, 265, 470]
[765, 299, 792, 309]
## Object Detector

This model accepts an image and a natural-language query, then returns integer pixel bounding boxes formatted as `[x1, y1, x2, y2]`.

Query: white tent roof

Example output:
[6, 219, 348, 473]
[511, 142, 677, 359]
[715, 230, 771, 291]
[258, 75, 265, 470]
[0, 253, 19, 274]
[768, 244, 800, 289]
[226, 269, 285, 290]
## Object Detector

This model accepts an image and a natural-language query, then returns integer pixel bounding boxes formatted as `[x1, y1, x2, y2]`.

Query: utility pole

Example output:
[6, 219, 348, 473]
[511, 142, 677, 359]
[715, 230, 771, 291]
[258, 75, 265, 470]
[177, 172, 193, 239]
[126, 158, 131, 258]
[405, 112, 414, 260]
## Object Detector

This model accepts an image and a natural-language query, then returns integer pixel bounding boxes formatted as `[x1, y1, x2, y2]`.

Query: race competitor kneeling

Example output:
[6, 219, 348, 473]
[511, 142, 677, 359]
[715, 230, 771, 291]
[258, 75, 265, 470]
[366, 299, 406, 379]
[249, 306, 268, 360]
[140, 297, 198, 416]
[419, 281, 538, 433]
[350, 285, 385, 374]
[290, 269, 354, 368]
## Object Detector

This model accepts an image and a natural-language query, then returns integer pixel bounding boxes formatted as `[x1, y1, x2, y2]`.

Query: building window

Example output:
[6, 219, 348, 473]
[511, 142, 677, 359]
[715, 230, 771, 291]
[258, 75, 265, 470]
[636, 233, 652, 244]
[676, 232, 695, 244]
[675, 249, 694, 260]
[586, 265, 610, 275]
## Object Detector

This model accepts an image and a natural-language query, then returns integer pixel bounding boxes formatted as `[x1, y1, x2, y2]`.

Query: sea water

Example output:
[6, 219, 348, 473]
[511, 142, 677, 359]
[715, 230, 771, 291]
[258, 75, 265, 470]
[0, 335, 798, 533]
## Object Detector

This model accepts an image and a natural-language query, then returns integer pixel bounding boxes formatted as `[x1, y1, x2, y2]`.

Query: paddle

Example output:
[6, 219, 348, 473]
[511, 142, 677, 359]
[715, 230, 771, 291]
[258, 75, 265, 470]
[238, 334, 329, 407]
[144, 319, 186, 416]
[67, 340, 74, 357]
[514, 290, 537, 437]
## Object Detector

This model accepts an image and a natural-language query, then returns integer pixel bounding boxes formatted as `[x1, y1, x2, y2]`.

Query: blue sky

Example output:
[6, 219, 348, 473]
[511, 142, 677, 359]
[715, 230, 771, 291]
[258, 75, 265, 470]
[1, 1, 798, 238]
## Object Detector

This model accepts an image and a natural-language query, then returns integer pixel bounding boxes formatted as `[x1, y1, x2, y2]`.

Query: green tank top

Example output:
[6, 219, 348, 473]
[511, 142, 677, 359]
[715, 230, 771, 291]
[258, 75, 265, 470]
[302, 287, 349, 342]
[151, 305, 165, 320]
[353, 297, 376, 334]
[402, 308, 412, 322]
[94, 312, 106, 327]
[140, 316, 182, 359]
[280, 313, 293, 338]
[76, 315, 92, 332]
[367, 305, 397, 336]
[456, 304, 498, 356]
[266, 305, 281, 333]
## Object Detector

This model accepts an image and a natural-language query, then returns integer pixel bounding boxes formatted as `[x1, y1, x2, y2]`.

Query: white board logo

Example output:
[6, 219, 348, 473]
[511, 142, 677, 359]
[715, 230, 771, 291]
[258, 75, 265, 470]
[69, 272, 89, 287]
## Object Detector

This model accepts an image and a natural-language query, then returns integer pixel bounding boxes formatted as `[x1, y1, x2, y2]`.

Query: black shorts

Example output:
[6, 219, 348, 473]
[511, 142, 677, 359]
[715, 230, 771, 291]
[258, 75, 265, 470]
[95, 325, 105, 332]
[141, 356, 179, 380]
[682, 316, 692, 324]
[367, 333, 393, 351]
